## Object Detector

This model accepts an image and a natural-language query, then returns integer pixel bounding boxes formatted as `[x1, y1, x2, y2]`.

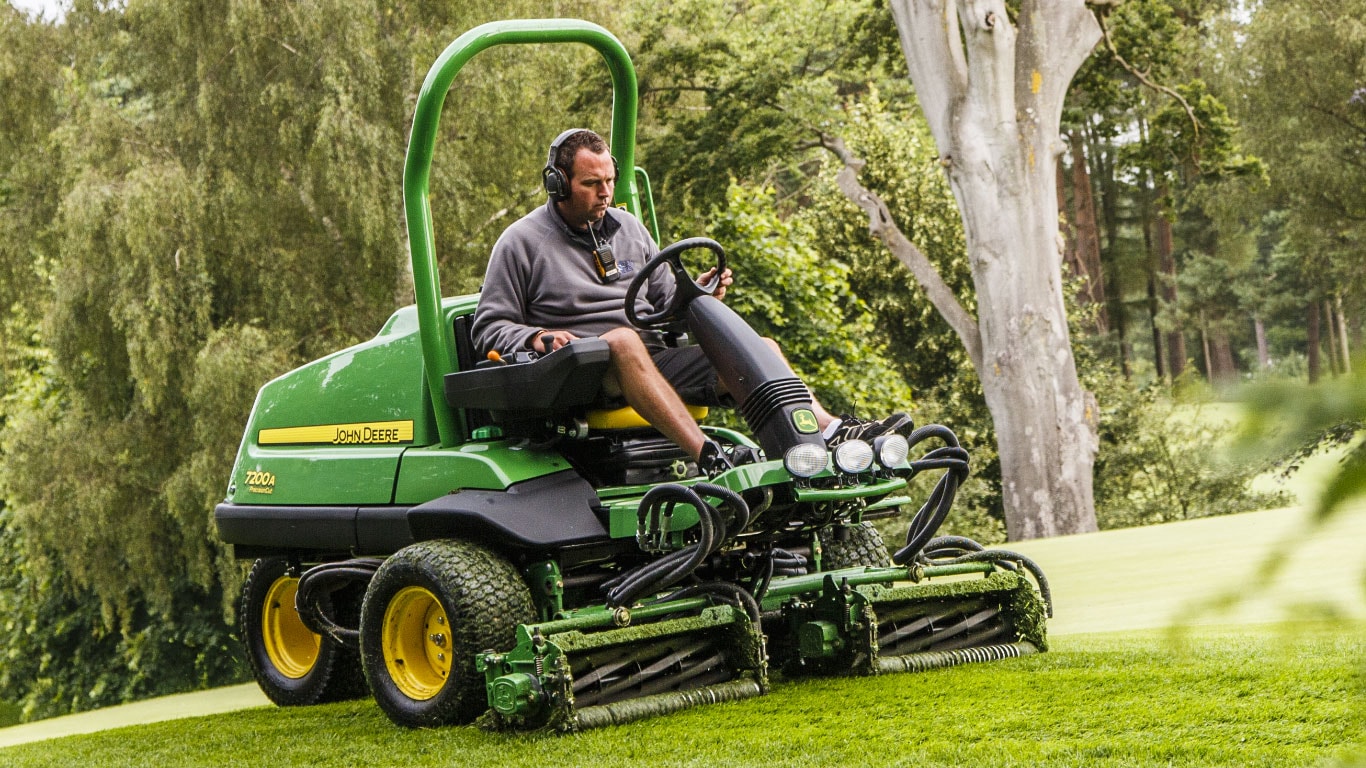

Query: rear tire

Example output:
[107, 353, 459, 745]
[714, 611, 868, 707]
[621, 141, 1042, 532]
[240, 557, 366, 706]
[360, 539, 534, 728]
[819, 521, 889, 570]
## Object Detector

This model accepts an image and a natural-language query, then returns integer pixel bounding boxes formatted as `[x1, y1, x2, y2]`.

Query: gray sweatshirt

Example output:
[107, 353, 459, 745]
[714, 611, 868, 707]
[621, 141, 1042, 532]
[472, 201, 673, 356]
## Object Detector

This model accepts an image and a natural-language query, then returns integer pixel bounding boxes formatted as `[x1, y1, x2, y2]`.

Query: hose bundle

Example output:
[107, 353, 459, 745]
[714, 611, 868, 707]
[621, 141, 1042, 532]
[295, 558, 383, 646]
[604, 483, 750, 610]
[891, 425, 971, 566]
[918, 535, 1054, 618]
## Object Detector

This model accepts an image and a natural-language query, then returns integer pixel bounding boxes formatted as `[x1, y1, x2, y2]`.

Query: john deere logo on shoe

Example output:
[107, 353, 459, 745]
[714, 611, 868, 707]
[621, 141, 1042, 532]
[257, 420, 415, 446]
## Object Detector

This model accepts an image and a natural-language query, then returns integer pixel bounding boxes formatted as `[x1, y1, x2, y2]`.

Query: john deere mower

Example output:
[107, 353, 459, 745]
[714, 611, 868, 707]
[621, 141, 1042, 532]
[215, 19, 1051, 732]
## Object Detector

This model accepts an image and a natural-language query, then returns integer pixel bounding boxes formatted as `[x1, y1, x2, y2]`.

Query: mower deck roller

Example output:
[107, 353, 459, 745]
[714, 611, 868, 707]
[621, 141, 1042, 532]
[479, 561, 1046, 732]
[478, 598, 767, 731]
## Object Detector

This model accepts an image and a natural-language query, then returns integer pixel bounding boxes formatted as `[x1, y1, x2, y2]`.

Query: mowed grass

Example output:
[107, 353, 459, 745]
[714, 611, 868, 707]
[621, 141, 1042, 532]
[0, 625, 1360, 768]
[3, 499, 1363, 766]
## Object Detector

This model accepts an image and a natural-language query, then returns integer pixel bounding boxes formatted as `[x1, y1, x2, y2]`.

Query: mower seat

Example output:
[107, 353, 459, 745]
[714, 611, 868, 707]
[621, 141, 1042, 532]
[445, 315, 707, 433]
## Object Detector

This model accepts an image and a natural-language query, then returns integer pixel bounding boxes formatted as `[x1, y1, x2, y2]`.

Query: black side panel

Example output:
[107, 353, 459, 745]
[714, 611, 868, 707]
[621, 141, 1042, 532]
[355, 506, 417, 555]
[215, 504, 359, 552]
[406, 471, 609, 550]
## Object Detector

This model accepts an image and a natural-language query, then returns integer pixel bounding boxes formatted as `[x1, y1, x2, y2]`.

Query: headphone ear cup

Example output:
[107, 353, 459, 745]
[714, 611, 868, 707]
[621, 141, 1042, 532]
[542, 165, 569, 201]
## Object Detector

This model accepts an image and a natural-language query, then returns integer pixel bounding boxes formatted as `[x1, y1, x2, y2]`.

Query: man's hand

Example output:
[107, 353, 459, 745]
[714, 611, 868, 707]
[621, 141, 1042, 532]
[532, 329, 579, 354]
[697, 267, 734, 301]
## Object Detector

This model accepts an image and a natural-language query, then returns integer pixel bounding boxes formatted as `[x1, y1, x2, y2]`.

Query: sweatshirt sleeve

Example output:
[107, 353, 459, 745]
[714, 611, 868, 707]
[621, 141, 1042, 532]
[471, 237, 540, 357]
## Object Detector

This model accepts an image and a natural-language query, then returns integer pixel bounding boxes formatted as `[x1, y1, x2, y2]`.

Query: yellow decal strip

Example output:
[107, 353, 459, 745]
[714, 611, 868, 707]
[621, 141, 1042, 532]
[259, 420, 415, 446]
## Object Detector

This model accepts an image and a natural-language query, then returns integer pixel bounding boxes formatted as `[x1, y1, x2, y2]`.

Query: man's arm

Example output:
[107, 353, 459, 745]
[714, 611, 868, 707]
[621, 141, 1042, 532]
[471, 243, 543, 357]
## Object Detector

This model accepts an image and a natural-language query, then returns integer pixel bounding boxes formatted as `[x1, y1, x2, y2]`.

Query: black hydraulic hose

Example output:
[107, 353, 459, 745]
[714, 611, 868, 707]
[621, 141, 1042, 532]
[296, 559, 381, 646]
[920, 535, 986, 558]
[891, 430, 970, 566]
[920, 547, 1054, 618]
[606, 483, 750, 608]
[654, 582, 762, 624]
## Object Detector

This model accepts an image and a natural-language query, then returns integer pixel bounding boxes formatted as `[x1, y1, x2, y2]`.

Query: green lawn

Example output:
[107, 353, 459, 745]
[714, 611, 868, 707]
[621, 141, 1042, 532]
[0, 625, 1359, 768]
[2, 499, 1363, 766]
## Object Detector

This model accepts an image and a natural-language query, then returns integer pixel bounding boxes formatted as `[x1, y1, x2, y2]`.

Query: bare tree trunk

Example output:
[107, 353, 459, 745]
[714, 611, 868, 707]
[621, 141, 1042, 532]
[1308, 301, 1322, 384]
[883, 0, 1101, 539]
[1324, 300, 1341, 376]
[1336, 295, 1352, 371]
[1209, 328, 1236, 386]
[1199, 312, 1211, 381]
[1068, 133, 1107, 330]
[1154, 209, 1185, 378]
[1254, 317, 1269, 371]
[1141, 183, 1165, 380]
[1148, 273, 1165, 380]
[1090, 126, 1130, 376]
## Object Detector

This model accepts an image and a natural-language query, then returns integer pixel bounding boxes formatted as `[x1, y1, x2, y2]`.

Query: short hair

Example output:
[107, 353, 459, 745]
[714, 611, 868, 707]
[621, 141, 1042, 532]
[554, 129, 610, 180]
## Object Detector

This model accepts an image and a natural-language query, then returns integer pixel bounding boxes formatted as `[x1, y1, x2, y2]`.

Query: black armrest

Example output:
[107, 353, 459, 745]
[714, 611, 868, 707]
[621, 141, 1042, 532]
[443, 338, 611, 414]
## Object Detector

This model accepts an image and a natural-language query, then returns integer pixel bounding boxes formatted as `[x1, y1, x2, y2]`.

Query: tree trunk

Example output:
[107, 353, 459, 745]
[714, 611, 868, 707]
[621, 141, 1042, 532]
[1154, 209, 1186, 378]
[1336, 295, 1352, 371]
[1199, 314, 1211, 380]
[885, 0, 1101, 540]
[1141, 183, 1165, 380]
[1324, 299, 1342, 376]
[1307, 301, 1322, 384]
[1090, 125, 1129, 375]
[1066, 133, 1107, 331]
[1254, 317, 1269, 371]
[1208, 328, 1236, 386]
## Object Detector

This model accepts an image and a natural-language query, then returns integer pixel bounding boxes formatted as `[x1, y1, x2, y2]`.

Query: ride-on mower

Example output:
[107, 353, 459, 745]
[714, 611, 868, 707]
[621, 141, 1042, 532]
[215, 19, 1051, 732]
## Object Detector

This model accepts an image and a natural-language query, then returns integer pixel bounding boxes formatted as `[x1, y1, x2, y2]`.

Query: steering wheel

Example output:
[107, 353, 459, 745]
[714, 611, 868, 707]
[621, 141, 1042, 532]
[624, 237, 728, 329]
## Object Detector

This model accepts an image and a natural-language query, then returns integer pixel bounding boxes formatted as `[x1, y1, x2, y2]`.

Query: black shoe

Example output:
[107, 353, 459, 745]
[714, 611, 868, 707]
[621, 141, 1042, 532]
[697, 439, 734, 477]
[825, 412, 913, 447]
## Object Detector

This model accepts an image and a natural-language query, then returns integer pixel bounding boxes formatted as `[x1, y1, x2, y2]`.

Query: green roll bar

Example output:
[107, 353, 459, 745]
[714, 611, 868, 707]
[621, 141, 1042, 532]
[403, 19, 641, 447]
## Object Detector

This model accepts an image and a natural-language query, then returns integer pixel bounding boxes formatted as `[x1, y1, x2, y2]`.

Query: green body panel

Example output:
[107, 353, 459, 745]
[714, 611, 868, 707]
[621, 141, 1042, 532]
[228, 305, 433, 505]
[392, 443, 575, 504]
[226, 294, 565, 507]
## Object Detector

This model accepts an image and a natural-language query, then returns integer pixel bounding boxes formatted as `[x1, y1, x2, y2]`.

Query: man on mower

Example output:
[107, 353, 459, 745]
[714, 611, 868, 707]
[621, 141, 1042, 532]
[471, 128, 907, 471]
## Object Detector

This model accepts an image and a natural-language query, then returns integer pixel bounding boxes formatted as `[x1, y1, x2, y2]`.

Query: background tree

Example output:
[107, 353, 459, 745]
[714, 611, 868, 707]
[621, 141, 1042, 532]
[823, 0, 1105, 539]
[1235, 0, 1365, 381]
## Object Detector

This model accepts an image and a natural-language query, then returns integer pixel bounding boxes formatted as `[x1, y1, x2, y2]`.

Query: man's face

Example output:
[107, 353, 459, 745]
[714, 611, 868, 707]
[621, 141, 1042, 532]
[557, 148, 615, 229]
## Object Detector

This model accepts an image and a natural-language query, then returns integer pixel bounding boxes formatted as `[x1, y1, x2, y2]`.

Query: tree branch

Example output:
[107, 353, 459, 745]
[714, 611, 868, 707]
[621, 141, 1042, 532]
[1095, 10, 1201, 137]
[819, 133, 984, 371]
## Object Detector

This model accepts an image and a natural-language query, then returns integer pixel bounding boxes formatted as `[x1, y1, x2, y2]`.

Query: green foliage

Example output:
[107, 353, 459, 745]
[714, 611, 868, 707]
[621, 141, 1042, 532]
[1236, 366, 1366, 524]
[1236, 0, 1366, 304]
[705, 181, 912, 418]
[0, 0, 620, 718]
[0, 507, 246, 722]
[1090, 378, 1290, 528]
[622, 0, 903, 218]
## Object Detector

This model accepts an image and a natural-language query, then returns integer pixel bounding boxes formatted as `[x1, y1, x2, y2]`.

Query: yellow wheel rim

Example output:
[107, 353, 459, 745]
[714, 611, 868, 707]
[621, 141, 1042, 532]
[382, 586, 452, 701]
[261, 575, 321, 679]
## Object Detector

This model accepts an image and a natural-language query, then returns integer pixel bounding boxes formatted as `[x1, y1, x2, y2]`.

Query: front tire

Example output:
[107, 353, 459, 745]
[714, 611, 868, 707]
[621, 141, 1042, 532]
[819, 521, 890, 570]
[240, 557, 365, 706]
[360, 540, 534, 728]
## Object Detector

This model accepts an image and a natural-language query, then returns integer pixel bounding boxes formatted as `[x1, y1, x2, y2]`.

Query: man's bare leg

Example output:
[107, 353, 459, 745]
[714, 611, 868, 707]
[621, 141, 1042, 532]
[600, 328, 708, 460]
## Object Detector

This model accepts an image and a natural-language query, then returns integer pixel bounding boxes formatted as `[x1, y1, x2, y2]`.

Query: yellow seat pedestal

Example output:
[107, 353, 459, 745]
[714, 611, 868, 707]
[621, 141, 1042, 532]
[585, 404, 708, 430]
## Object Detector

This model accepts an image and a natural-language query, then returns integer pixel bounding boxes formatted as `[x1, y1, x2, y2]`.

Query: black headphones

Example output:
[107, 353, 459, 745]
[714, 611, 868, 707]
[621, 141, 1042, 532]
[542, 128, 619, 202]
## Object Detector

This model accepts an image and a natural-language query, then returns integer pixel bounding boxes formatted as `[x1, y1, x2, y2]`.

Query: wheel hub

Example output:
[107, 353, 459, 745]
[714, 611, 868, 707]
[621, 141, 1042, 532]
[383, 586, 453, 700]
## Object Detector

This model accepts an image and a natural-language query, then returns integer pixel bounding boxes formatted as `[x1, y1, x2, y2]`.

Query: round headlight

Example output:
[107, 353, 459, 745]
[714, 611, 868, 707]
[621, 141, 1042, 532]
[833, 439, 875, 474]
[783, 443, 829, 478]
[873, 434, 910, 468]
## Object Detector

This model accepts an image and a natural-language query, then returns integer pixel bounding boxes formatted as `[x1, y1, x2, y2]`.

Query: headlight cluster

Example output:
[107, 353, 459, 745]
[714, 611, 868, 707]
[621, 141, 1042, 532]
[783, 434, 911, 479]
